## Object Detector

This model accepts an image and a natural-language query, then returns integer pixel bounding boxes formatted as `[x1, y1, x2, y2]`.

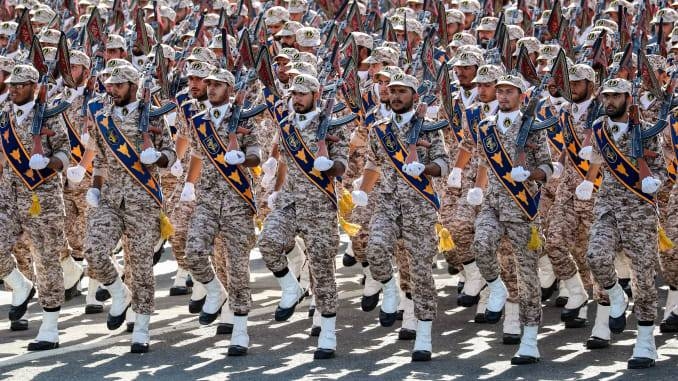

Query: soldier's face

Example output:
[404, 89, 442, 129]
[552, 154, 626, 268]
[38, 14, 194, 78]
[280, 36, 296, 48]
[463, 14, 475, 29]
[389, 85, 416, 113]
[105, 48, 126, 61]
[447, 23, 460, 38]
[496, 85, 521, 112]
[109, 82, 135, 106]
[291, 90, 316, 114]
[377, 78, 391, 103]
[602, 92, 629, 119]
[478, 31, 494, 47]
[570, 80, 593, 103]
[477, 82, 496, 103]
[368, 63, 383, 78]
[8, 82, 36, 105]
[188, 76, 208, 99]
[0, 35, 7, 48]
[70, 65, 87, 86]
[267, 23, 284, 35]
[454, 65, 477, 87]
[206, 80, 231, 106]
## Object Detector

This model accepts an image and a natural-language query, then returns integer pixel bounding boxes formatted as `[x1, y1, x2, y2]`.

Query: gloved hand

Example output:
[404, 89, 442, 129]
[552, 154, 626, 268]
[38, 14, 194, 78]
[313, 156, 334, 171]
[262, 172, 276, 190]
[170, 160, 183, 177]
[575, 180, 594, 200]
[262, 157, 277, 174]
[29, 154, 50, 170]
[351, 190, 369, 207]
[466, 187, 484, 206]
[641, 176, 661, 194]
[552, 162, 564, 179]
[86, 188, 100, 208]
[180, 182, 196, 202]
[225, 150, 246, 165]
[510, 166, 531, 182]
[140, 147, 162, 164]
[352, 176, 363, 190]
[80, 132, 90, 146]
[578, 146, 593, 161]
[403, 161, 425, 177]
[66, 165, 87, 183]
[268, 191, 279, 209]
[447, 167, 463, 188]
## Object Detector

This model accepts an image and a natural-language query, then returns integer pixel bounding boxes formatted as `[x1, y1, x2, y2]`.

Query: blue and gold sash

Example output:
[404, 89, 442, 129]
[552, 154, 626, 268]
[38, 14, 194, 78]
[449, 99, 464, 144]
[478, 120, 541, 220]
[0, 112, 58, 190]
[538, 100, 564, 154]
[88, 100, 164, 207]
[61, 110, 92, 176]
[465, 105, 482, 144]
[668, 111, 678, 184]
[592, 118, 655, 205]
[191, 111, 257, 213]
[373, 121, 440, 210]
[559, 110, 602, 189]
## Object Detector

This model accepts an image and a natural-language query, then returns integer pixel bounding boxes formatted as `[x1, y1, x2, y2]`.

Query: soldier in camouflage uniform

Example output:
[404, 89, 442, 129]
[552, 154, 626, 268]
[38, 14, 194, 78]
[84, 65, 176, 353]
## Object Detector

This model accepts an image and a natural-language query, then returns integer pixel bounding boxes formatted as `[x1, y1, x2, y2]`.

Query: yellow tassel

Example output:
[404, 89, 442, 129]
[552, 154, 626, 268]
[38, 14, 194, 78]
[527, 225, 542, 251]
[338, 189, 355, 218]
[255, 218, 263, 231]
[338, 215, 361, 237]
[159, 211, 174, 240]
[29, 193, 41, 217]
[251, 166, 262, 177]
[435, 223, 455, 253]
[659, 226, 675, 252]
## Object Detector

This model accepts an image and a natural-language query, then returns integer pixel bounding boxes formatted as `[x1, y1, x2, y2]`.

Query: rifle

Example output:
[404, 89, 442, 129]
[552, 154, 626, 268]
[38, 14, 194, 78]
[169, 9, 206, 96]
[138, 64, 160, 152]
[29, 37, 57, 157]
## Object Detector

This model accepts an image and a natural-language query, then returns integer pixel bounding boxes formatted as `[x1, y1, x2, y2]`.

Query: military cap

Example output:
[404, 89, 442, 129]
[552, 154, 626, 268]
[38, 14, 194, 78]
[106, 34, 127, 50]
[0, 21, 17, 37]
[186, 61, 215, 78]
[472, 65, 504, 83]
[39, 29, 60, 45]
[289, 74, 320, 93]
[0, 57, 15, 74]
[30, 7, 56, 25]
[601, 78, 632, 94]
[5, 64, 38, 84]
[507, 25, 525, 40]
[295, 27, 321, 48]
[374, 65, 404, 81]
[458, 0, 481, 13]
[286, 61, 318, 76]
[568, 64, 596, 82]
[496, 74, 526, 92]
[388, 72, 419, 91]
[652, 8, 678, 23]
[187, 47, 218, 66]
[449, 32, 477, 48]
[70, 50, 91, 67]
[363, 46, 398, 66]
[453, 51, 484, 67]
[104, 65, 140, 84]
[274, 47, 300, 61]
[513, 37, 541, 56]
[285, 0, 307, 13]
[604, 0, 634, 15]
[275, 21, 303, 37]
[265, 6, 290, 25]
[204, 68, 235, 87]
[477, 17, 499, 32]
[351, 32, 374, 50]
[446, 9, 464, 24]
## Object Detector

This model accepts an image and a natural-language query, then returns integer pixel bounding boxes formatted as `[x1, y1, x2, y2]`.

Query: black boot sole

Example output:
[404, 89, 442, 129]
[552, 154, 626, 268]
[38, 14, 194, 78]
[130, 342, 149, 353]
[396, 310, 404, 321]
[484, 309, 503, 324]
[555, 296, 568, 308]
[411, 350, 431, 362]
[447, 265, 460, 276]
[9, 287, 36, 321]
[185, 275, 193, 288]
[308, 307, 315, 318]
[199, 307, 222, 325]
[586, 336, 610, 349]
[314, 348, 335, 359]
[561, 301, 588, 322]
[342, 253, 357, 267]
[541, 281, 557, 302]
[310, 326, 321, 337]
[228, 345, 248, 356]
[126, 322, 135, 333]
[379, 310, 397, 327]
[502, 334, 520, 345]
[361, 292, 380, 312]
[511, 355, 540, 365]
[10, 319, 28, 331]
[95, 287, 111, 302]
[609, 311, 627, 334]
[107, 304, 130, 330]
[169, 286, 190, 296]
[457, 293, 480, 307]
[474, 313, 487, 324]
[27, 341, 59, 351]
[628, 357, 655, 369]
[275, 303, 298, 322]
[85, 304, 104, 314]
[564, 318, 587, 329]
[398, 329, 416, 340]
[216, 323, 234, 335]
[64, 280, 83, 301]
[660, 315, 678, 333]
[188, 297, 206, 314]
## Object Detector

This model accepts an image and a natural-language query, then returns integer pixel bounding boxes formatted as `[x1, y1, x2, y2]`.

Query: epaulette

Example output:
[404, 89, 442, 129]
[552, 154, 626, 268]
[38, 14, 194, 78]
[44, 100, 72, 118]
[149, 102, 177, 118]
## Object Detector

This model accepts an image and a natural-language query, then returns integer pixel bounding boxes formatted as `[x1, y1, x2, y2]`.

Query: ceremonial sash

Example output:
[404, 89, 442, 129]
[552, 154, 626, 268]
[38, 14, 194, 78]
[449, 99, 464, 143]
[537, 100, 564, 154]
[433, 47, 449, 64]
[191, 112, 256, 213]
[264, 87, 338, 208]
[88, 100, 164, 207]
[361, 89, 379, 128]
[478, 120, 541, 220]
[373, 121, 440, 210]
[669, 112, 678, 184]
[0, 112, 58, 190]
[465, 105, 482, 144]
[559, 110, 602, 189]
[62, 111, 92, 176]
[592, 118, 655, 205]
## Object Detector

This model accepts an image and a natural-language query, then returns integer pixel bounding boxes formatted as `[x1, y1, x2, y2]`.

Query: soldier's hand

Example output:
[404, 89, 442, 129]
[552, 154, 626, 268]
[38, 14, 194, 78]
[641, 176, 661, 194]
[170, 160, 184, 177]
[575, 180, 594, 200]
[225, 150, 246, 165]
[551, 162, 564, 179]
[86, 188, 101, 208]
[467, 187, 484, 206]
[447, 167, 463, 188]
[29, 154, 50, 170]
[140, 147, 162, 164]
[578, 146, 593, 161]
[510, 166, 531, 182]
[351, 190, 369, 207]
[352, 176, 363, 190]
[180, 182, 196, 202]
[403, 161, 425, 177]
[262, 157, 278, 174]
[313, 156, 334, 172]
[67, 165, 87, 184]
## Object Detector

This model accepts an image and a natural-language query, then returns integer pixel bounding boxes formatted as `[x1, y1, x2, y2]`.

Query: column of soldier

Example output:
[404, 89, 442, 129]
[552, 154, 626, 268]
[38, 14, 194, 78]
[0, 0, 676, 370]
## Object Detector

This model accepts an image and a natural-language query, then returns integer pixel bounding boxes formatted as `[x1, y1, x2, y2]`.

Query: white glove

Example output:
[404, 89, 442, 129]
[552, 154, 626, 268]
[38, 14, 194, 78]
[447, 167, 463, 188]
[170, 160, 183, 177]
[180, 182, 196, 202]
[225, 150, 246, 165]
[578, 146, 593, 161]
[510, 166, 531, 182]
[268, 191, 279, 209]
[403, 161, 425, 177]
[140, 147, 162, 164]
[552, 162, 564, 179]
[262, 157, 277, 174]
[575, 180, 594, 200]
[66, 165, 86, 184]
[262, 172, 276, 190]
[80, 132, 90, 146]
[313, 156, 334, 171]
[641, 176, 661, 194]
[467, 187, 484, 206]
[29, 154, 50, 170]
[351, 190, 369, 207]
[352, 176, 363, 190]
[86, 188, 100, 208]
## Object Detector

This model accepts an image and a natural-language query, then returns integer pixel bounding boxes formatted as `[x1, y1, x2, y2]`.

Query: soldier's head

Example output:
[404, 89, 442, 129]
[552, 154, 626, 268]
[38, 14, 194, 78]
[105, 35, 128, 61]
[569, 64, 596, 104]
[446, 9, 465, 38]
[0, 57, 14, 93]
[6, 65, 39, 105]
[276, 21, 302, 49]
[476, 17, 498, 49]
[186, 62, 214, 101]
[473, 65, 503, 103]
[453, 52, 483, 89]
[70, 51, 92, 88]
[104, 66, 140, 107]
[601, 79, 632, 120]
[388, 73, 419, 114]
[289, 74, 320, 114]
[374, 66, 403, 106]
[495, 75, 525, 112]
[204, 69, 235, 106]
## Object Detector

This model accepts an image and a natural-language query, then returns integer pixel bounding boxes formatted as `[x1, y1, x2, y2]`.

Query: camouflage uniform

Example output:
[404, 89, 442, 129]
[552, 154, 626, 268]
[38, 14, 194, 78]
[84, 101, 176, 315]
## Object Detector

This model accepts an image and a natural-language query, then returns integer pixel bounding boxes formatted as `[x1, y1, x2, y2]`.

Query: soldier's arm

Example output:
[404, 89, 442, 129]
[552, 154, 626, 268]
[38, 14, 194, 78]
[325, 124, 349, 177]
[45, 116, 70, 172]
[424, 129, 449, 178]
[526, 130, 553, 182]
[153, 116, 176, 169]
[241, 119, 262, 168]
[90, 112, 107, 189]
[645, 133, 668, 183]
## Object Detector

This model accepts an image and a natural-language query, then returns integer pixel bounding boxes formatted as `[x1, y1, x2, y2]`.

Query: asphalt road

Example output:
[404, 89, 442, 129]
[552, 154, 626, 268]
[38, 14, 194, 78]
[1, 237, 677, 381]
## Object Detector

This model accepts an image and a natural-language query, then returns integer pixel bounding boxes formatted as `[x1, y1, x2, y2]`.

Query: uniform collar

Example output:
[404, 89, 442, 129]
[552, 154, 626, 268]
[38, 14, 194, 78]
[480, 100, 498, 116]
[497, 110, 520, 134]
[571, 98, 593, 123]
[113, 100, 140, 119]
[64, 85, 86, 103]
[209, 103, 231, 127]
[608, 119, 629, 142]
[379, 103, 393, 119]
[294, 108, 319, 130]
[460, 87, 478, 108]
[393, 109, 415, 129]
[548, 95, 566, 113]
[13, 100, 35, 124]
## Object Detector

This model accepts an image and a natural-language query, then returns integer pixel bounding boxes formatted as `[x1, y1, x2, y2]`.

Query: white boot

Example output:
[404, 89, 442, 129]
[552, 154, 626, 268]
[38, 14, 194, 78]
[202, 278, 227, 315]
[538, 256, 556, 289]
[558, 280, 569, 299]
[663, 290, 678, 320]
[503, 302, 521, 336]
[126, 309, 136, 325]
[62, 256, 84, 290]
[312, 307, 321, 330]
[132, 313, 150, 344]
[220, 303, 235, 325]
[563, 273, 588, 309]
[230, 315, 250, 349]
[172, 268, 189, 288]
[85, 278, 104, 313]
[459, 261, 485, 303]
[606, 282, 628, 318]
[3, 268, 34, 309]
[412, 320, 433, 361]
[381, 277, 400, 314]
[277, 270, 304, 309]
[475, 287, 490, 321]
[287, 237, 305, 285]
[590, 304, 611, 341]
[363, 265, 382, 297]
[486, 277, 508, 313]
[107, 277, 132, 317]
[513, 325, 540, 362]
[632, 325, 657, 360]
[401, 297, 417, 332]
[35, 310, 59, 343]
[191, 280, 207, 302]
[318, 316, 337, 351]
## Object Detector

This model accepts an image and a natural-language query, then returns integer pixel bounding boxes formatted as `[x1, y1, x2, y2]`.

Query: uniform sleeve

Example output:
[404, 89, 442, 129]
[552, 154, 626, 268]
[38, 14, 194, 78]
[364, 127, 381, 172]
[45, 115, 71, 172]
[90, 111, 108, 178]
[527, 129, 554, 181]
[425, 129, 449, 178]
[646, 132, 668, 183]
[153, 116, 177, 167]
[328, 124, 349, 170]
[241, 119, 261, 160]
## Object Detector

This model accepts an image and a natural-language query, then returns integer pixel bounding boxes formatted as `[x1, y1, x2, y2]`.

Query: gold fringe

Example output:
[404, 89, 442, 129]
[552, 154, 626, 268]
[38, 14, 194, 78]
[255, 218, 263, 231]
[659, 226, 675, 252]
[338, 189, 355, 218]
[435, 223, 455, 253]
[159, 211, 174, 240]
[251, 166, 262, 177]
[339, 215, 360, 237]
[29, 193, 41, 217]
[527, 225, 542, 251]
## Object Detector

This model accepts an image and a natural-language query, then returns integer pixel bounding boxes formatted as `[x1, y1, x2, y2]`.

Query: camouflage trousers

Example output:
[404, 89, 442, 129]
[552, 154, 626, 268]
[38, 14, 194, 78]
[473, 207, 541, 326]
[497, 240, 519, 304]
[84, 201, 161, 315]
[63, 184, 88, 260]
[184, 201, 255, 315]
[0, 203, 66, 309]
[586, 210, 659, 322]
[13, 232, 35, 283]
[660, 184, 678, 289]
[366, 194, 438, 321]
[438, 183, 463, 269]
[258, 202, 339, 316]
[163, 174, 191, 270]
